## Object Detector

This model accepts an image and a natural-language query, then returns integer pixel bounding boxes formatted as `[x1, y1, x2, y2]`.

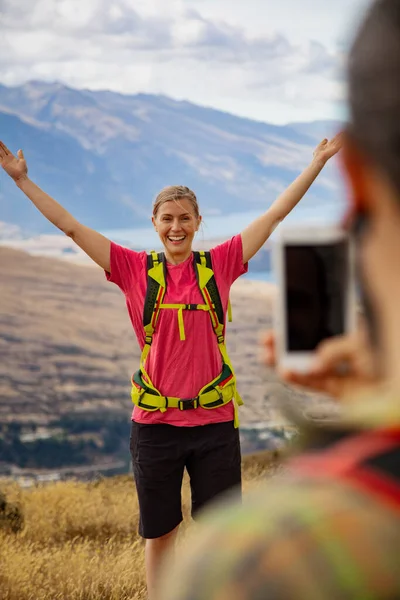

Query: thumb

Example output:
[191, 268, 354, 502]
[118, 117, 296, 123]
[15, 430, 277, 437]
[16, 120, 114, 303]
[310, 334, 360, 374]
[17, 149, 24, 160]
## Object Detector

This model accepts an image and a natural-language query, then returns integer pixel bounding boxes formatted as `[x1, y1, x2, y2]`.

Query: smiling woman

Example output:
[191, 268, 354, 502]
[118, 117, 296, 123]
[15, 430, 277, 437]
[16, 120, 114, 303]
[0, 133, 341, 599]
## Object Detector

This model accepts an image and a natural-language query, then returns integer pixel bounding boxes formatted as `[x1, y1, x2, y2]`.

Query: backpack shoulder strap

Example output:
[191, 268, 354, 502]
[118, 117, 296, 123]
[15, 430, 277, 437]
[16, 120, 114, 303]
[193, 250, 242, 420]
[349, 431, 400, 510]
[193, 250, 224, 326]
[138, 251, 167, 395]
[143, 251, 167, 332]
[291, 428, 400, 511]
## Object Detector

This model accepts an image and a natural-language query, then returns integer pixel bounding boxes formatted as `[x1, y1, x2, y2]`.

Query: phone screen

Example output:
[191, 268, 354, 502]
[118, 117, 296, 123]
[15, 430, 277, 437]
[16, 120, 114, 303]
[284, 240, 349, 351]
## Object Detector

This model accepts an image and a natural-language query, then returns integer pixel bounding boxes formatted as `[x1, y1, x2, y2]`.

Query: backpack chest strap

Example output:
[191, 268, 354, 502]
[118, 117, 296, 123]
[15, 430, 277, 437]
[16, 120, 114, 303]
[158, 303, 210, 341]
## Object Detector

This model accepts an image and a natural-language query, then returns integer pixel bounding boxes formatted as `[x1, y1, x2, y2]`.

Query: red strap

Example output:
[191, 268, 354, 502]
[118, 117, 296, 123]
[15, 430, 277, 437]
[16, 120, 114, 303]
[290, 427, 400, 510]
[151, 285, 165, 329]
[342, 466, 400, 510]
[291, 428, 400, 475]
[219, 373, 234, 388]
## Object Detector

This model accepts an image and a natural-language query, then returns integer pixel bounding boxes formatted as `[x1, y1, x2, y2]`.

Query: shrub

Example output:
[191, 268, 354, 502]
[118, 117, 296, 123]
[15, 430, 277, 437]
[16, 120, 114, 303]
[0, 490, 24, 534]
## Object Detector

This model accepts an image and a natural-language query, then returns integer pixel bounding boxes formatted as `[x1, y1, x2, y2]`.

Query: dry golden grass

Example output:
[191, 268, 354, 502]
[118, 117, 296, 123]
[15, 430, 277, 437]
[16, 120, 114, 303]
[0, 452, 278, 600]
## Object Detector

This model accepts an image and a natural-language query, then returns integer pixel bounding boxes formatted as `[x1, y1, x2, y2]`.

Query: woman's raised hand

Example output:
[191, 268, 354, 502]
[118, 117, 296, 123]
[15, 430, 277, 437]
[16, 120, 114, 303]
[313, 133, 343, 164]
[0, 142, 28, 182]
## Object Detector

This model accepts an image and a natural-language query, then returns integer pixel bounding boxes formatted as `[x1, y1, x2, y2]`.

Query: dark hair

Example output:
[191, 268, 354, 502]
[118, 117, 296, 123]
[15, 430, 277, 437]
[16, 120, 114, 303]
[348, 0, 400, 193]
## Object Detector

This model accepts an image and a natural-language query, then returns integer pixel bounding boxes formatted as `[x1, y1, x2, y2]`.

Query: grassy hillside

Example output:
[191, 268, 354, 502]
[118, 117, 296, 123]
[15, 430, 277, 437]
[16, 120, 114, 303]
[0, 451, 280, 600]
[0, 246, 137, 422]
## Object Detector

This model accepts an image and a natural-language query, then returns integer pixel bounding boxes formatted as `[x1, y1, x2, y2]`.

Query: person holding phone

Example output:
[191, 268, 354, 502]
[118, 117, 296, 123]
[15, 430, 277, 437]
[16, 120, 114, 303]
[0, 131, 341, 597]
[157, 1, 400, 598]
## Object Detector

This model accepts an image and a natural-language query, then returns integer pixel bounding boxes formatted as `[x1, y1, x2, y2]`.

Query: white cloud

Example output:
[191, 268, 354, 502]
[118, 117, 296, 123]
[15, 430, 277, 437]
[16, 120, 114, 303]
[0, 0, 368, 123]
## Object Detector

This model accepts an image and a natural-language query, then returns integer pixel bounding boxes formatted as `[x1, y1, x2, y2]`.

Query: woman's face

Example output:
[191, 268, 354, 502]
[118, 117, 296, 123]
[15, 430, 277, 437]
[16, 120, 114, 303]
[152, 198, 201, 260]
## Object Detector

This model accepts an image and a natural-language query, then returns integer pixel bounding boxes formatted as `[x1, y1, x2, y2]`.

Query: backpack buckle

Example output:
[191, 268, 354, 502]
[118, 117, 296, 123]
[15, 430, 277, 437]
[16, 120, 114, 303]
[178, 398, 199, 410]
[145, 335, 153, 345]
[185, 304, 198, 311]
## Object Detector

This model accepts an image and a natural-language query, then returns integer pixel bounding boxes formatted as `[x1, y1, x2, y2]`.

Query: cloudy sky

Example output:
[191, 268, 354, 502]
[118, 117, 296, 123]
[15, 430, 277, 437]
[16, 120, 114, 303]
[1, 0, 371, 124]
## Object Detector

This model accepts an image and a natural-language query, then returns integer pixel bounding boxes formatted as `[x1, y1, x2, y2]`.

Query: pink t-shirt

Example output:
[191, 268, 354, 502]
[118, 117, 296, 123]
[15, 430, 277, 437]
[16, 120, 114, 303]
[106, 234, 248, 426]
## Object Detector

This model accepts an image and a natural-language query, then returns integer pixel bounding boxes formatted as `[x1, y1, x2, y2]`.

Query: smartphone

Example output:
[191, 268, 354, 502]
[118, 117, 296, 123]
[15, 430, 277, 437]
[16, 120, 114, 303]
[274, 224, 357, 372]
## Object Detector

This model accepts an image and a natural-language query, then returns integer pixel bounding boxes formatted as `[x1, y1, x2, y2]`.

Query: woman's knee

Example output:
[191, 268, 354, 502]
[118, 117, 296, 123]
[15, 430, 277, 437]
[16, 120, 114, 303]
[146, 525, 180, 547]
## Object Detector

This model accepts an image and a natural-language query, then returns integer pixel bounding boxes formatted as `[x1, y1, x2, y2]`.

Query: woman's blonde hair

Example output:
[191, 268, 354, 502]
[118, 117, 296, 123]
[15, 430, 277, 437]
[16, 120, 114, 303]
[153, 186, 199, 218]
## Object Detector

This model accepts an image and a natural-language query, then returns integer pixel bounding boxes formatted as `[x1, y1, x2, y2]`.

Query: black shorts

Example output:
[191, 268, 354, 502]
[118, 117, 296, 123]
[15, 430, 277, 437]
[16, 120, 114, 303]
[130, 420, 242, 539]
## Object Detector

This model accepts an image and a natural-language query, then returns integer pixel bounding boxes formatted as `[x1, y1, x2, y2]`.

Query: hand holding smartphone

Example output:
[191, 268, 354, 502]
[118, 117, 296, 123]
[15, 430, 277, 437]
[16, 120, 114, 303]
[274, 224, 357, 372]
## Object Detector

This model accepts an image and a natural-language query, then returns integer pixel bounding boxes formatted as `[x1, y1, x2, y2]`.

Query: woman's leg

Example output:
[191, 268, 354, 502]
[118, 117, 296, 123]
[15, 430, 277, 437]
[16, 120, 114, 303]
[186, 421, 242, 518]
[145, 525, 180, 599]
[130, 421, 186, 597]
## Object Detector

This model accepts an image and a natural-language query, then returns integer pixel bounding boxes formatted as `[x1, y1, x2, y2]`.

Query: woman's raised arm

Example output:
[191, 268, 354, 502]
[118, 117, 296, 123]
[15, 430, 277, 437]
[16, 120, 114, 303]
[0, 142, 111, 272]
[241, 134, 343, 264]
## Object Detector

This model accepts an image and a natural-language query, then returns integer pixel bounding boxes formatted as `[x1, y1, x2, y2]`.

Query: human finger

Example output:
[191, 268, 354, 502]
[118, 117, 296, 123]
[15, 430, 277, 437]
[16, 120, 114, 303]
[261, 330, 277, 366]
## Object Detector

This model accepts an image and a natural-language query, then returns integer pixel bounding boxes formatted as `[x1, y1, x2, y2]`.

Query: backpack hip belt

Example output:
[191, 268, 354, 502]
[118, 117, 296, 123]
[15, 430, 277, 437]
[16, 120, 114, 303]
[131, 250, 243, 427]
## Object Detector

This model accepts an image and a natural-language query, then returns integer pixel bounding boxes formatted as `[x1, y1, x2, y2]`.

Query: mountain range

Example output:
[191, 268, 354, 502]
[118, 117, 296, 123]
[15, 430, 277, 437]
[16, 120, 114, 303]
[0, 81, 342, 235]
